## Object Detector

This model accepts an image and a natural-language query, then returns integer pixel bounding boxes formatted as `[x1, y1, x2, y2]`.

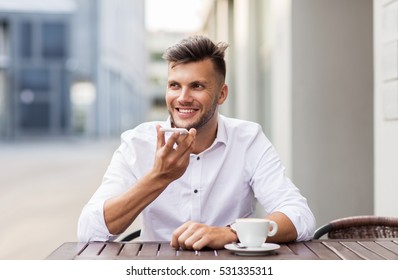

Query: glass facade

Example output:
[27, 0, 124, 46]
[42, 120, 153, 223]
[0, 12, 71, 137]
[1, 0, 147, 138]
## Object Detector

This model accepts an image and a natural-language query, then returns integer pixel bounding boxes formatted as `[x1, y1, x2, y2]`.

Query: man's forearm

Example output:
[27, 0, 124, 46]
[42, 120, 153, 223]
[103, 171, 171, 235]
[264, 212, 298, 243]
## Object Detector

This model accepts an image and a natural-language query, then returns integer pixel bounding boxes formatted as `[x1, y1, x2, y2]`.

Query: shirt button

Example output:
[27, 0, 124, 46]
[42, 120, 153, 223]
[197, 156, 200, 160]
[194, 189, 198, 193]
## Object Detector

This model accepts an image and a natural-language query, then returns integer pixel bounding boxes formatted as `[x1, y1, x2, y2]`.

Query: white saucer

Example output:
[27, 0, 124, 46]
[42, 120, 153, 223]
[224, 243, 280, 256]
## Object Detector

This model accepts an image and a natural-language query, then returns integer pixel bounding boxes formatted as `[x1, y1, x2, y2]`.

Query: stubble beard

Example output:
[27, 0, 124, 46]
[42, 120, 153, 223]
[169, 98, 218, 131]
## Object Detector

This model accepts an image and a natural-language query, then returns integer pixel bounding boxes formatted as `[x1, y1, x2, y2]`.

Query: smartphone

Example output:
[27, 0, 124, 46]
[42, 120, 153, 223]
[159, 127, 189, 135]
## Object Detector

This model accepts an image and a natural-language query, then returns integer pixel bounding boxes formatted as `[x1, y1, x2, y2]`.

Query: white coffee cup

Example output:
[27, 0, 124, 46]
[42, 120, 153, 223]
[231, 218, 278, 248]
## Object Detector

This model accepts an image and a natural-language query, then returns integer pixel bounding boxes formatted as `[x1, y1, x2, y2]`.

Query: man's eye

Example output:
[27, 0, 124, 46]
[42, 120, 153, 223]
[169, 83, 179, 89]
[192, 83, 204, 90]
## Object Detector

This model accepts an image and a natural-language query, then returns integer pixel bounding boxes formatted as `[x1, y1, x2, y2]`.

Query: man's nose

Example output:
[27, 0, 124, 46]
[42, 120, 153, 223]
[177, 87, 193, 103]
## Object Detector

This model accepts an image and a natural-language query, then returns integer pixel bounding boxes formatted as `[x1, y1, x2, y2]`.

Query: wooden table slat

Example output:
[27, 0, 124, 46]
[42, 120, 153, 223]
[139, 243, 160, 257]
[214, 249, 233, 259]
[217, 251, 285, 259]
[214, 244, 307, 260]
[78, 242, 106, 258]
[175, 248, 205, 259]
[157, 243, 178, 258]
[46, 242, 87, 260]
[101, 243, 124, 258]
[340, 241, 384, 260]
[286, 242, 319, 259]
[377, 240, 398, 256]
[118, 243, 141, 258]
[195, 250, 218, 259]
[322, 241, 362, 260]
[359, 241, 398, 260]
[304, 241, 341, 259]
[46, 239, 398, 260]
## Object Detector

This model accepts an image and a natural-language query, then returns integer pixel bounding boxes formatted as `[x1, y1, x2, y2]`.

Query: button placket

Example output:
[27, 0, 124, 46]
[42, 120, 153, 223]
[190, 154, 202, 221]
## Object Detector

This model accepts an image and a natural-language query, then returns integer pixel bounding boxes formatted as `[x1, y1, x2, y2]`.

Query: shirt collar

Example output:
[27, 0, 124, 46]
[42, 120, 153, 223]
[215, 114, 228, 145]
[164, 117, 173, 128]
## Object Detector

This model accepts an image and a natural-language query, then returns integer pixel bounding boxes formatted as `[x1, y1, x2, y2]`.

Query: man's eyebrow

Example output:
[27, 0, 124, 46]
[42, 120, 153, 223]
[190, 80, 209, 85]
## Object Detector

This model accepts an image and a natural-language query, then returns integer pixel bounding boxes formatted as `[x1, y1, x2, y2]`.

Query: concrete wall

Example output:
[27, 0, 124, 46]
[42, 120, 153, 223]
[374, 0, 398, 216]
[291, 0, 374, 226]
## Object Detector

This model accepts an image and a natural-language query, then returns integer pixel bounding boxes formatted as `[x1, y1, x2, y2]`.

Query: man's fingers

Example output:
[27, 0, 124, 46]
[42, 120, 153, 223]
[161, 132, 180, 153]
[172, 223, 236, 251]
[191, 236, 209, 251]
[170, 222, 191, 248]
[171, 222, 210, 250]
[156, 125, 165, 149]
[174, 129, 196, 155]
[154, 127, 196, 181]
[158, 127, 196, 153]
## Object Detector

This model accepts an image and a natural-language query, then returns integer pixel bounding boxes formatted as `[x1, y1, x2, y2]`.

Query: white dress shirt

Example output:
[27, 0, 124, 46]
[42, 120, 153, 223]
[78, 115, 315, 242]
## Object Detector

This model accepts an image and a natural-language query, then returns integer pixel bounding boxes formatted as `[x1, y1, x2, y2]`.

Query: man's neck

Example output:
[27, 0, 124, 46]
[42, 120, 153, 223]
[192, 118, 218, 155]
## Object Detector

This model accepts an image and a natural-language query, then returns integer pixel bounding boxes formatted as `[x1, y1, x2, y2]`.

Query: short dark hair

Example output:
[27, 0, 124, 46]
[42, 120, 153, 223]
[162, 35, 228, 82]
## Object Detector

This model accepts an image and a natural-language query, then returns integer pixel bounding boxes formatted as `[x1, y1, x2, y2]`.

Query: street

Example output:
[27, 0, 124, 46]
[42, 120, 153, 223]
[0, 137, 140, 259]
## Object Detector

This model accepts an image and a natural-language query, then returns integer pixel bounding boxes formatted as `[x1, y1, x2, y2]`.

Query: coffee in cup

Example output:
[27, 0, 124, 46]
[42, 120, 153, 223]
[231, 218, 278, 248]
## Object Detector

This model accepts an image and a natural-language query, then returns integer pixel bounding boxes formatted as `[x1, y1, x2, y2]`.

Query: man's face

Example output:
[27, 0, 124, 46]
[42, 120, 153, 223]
[165, 59, 227, 131]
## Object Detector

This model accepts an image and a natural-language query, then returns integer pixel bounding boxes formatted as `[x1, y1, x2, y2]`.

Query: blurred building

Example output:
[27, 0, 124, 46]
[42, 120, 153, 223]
[90, 0, 148, 137]
[0, 0, 147, 139]
[0, 0, 74, 138]
[146, 31, 187, 121]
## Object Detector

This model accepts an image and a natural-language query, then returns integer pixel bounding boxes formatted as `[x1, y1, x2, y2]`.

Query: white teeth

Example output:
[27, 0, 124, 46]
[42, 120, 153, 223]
[179, 109, 194, 113]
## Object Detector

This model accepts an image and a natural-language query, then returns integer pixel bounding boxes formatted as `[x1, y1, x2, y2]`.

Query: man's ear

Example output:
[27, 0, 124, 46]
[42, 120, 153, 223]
[217, 84, 228, 105]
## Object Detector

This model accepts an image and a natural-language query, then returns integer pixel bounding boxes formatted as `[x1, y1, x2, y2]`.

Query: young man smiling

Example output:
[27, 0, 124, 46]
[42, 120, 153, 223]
[78, 35, 315, 250]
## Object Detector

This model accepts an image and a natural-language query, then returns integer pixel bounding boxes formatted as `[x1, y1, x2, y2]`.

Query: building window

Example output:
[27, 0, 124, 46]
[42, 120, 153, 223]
[19, 21, 32, 58]
[20, 68, 50, 91]
[42, 22, 66, 59]
[20, 103, 50, 128]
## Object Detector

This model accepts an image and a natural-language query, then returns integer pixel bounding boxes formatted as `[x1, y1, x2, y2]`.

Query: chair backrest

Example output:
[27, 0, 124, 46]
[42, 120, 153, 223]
[313, 215, 398, 239]
[120, 229, 141, 242]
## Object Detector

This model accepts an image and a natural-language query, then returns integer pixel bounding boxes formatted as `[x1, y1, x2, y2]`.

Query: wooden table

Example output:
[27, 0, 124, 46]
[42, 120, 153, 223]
[46, 239, 398, 260]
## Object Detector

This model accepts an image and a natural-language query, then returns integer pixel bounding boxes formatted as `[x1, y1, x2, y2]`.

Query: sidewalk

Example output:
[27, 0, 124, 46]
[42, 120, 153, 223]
[0, 137, 139, 260]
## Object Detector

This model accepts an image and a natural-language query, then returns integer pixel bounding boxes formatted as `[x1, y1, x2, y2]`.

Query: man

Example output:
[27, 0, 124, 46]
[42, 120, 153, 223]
[78, 35, 315, 250]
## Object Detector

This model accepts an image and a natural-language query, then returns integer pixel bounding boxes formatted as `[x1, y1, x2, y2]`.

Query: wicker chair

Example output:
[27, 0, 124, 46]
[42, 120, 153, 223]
[313, 215, 398, 239]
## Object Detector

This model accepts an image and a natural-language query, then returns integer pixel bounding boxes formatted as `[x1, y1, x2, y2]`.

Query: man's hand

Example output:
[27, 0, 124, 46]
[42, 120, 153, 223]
[103, 125, 196, 236]
[152, 125, 196, 183]
[170, 221, 238, 250]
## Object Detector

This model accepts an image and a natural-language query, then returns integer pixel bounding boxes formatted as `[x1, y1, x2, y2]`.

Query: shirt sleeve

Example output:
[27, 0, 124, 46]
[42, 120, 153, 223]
[77, 136, 138, 242]
[250, 133, 316, 241]
[77, 200, 118, 242]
